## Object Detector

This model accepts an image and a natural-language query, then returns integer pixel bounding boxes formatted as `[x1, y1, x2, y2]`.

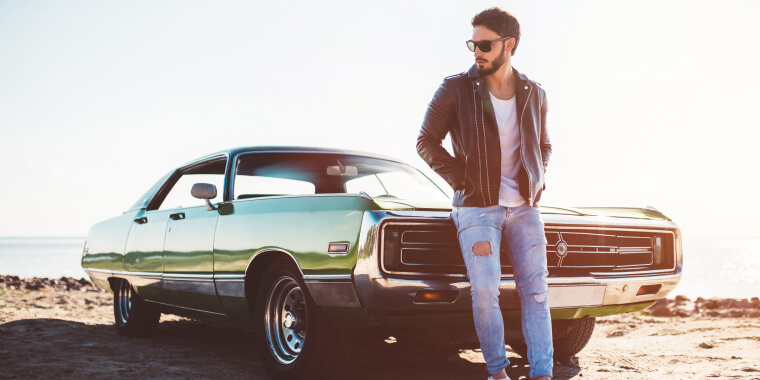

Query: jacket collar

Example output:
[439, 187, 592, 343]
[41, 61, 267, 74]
[468, 63, 532, 132]
[467, 63, 532, 88]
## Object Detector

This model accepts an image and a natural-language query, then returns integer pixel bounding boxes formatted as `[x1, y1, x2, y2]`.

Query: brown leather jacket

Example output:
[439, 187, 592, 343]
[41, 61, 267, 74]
[417, 65, 551, 207]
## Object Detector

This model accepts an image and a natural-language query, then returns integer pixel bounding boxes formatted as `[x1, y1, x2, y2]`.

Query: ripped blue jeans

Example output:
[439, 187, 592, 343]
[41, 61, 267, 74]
[451, 203, 553, 379]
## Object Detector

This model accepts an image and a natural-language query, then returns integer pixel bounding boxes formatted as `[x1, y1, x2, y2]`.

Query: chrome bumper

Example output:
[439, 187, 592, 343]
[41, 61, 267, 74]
[351, 272, 682, 313]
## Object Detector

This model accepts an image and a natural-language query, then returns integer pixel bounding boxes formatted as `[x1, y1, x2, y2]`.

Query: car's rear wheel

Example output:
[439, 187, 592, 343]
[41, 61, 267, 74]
[112, 278, 160, 336]
[507, 317, 596, 359]
[254, 260, 355, 380]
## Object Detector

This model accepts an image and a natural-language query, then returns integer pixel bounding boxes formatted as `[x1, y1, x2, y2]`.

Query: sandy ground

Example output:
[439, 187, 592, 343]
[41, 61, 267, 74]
[1, 284, 759, 379]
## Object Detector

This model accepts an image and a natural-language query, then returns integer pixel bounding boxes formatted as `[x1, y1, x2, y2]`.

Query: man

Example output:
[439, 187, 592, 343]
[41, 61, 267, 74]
[416, 7, 553, 380]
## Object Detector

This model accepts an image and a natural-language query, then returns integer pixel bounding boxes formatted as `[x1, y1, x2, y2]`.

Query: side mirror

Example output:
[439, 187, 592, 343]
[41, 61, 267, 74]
[191, 183, 217, 211]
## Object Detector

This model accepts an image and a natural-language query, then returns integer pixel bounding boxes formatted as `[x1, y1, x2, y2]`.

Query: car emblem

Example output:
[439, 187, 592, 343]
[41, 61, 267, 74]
[556, 241, 568, 257]
[556, 240, 568, 267]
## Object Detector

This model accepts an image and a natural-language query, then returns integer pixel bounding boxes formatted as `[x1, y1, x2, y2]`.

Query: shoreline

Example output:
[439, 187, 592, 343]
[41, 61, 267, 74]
[2, 275, 758, 318]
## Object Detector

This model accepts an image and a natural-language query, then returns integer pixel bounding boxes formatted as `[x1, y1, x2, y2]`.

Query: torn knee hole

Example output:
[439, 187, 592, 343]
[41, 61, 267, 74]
[472, 241, 492, 256]
[533, 293, 548, 303]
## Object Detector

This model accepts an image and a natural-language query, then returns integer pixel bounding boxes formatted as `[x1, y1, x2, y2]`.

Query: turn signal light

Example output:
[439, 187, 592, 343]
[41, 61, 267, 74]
[414, 290, 459, 303]
[328, 243, 350, 254]
[637, 284, 661, 296]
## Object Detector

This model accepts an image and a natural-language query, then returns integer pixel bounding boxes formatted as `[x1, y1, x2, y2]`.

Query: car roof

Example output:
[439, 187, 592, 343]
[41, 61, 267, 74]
[183, 146, 406, 168]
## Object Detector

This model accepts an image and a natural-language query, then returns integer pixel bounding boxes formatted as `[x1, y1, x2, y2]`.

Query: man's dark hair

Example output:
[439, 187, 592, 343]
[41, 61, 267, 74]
[471, 7, 521, 56]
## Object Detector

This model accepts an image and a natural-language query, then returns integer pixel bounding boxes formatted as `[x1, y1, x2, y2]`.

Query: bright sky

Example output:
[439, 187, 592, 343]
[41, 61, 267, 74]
[1, 1, 759, 239]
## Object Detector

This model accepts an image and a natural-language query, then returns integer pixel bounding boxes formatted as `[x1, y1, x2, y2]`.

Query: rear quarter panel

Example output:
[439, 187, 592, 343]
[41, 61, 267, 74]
[81, 211, 138, 290]
[214, 196, 378, 275]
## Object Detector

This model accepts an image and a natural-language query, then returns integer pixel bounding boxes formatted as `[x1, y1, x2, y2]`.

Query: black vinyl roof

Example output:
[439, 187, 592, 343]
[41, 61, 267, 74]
[183, 146, 406, 169]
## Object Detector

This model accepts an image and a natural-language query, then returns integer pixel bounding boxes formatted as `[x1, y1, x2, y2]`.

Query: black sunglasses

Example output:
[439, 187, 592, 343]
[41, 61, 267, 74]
[466, 36, 511, 53]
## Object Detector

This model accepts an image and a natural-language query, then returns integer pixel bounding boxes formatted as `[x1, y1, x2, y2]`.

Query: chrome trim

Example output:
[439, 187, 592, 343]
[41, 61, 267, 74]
[231, 192, 378, 202]
[327, 242, 350, 256]
[214, 274, 246, 280]
[303, 274, 352, 281]
[384, 210, 682, 229]
[86, 268, 226, 281]
[387, 210, 452, 218]
[379, 220, 679, 278]
[245, 248, 305, 277]
[162, 273, 215, 280]
[355, 272, 681, 311]
[85, 268, 162, 279]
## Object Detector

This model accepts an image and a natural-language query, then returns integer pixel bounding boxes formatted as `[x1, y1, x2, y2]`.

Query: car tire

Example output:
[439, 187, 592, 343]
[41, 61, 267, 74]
[254, 260, 355, 380]
[507, 317, 596, 359]
[553, 317, 595, 358]
[112, 278, 160, 336]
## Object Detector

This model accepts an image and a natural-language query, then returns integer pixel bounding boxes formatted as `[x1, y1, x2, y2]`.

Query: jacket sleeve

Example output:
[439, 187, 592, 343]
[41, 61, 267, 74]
[540, 89, 552, 172]
[416, 80, 465, 190]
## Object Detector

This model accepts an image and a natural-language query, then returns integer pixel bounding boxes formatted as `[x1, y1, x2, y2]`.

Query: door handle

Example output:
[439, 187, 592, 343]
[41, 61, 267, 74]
[134, 217, 148, 224]
[169, 212, 186, 220]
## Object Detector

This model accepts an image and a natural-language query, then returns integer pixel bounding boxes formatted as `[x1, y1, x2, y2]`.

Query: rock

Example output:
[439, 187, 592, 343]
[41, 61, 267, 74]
[650, 306, 674, 317]
[673, 308, 693, 317]
[653, 298, 670, 308]
[703, 298, 720, 309]
[734, 299, 752, 309]
[728, 309, 749, 318]
[699, 342, 714, 349]
[675, 295, 690, 303]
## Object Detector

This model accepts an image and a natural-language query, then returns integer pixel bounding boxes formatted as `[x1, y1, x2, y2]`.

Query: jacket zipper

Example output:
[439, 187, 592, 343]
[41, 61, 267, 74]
[518, 85, 533, 206]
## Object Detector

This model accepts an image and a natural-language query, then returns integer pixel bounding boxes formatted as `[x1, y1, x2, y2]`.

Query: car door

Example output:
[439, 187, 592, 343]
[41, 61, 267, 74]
[162, 203, 223, 313]
[158, 156, 227, 313]
[123, 209, 175, 304]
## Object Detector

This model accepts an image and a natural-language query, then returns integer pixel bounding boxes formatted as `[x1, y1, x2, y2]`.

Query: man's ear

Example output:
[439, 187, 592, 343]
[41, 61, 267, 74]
[505, 38, 515, 54]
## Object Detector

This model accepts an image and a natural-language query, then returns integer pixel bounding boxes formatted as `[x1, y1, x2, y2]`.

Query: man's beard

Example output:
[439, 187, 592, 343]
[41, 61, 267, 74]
[477, 49, 507, 76]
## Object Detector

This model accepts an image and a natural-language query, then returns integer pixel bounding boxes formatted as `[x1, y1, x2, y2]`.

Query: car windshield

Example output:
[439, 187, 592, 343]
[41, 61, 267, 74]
[234, 152, 450, 202]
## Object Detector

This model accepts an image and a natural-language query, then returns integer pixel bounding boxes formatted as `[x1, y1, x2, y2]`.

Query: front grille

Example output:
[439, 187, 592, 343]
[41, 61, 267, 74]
[381, 220, 676, 277]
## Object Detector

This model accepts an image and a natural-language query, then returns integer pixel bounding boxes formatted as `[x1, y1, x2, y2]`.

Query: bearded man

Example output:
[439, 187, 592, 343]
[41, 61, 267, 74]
[417, 7, 553, 380]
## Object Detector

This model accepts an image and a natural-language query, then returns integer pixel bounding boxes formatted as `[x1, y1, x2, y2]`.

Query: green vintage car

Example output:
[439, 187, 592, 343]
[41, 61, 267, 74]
[82, 146, 682, 379]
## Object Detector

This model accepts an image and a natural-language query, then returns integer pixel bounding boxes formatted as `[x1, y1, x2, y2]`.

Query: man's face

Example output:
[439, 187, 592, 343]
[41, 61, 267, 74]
[472, 25, 510, 76]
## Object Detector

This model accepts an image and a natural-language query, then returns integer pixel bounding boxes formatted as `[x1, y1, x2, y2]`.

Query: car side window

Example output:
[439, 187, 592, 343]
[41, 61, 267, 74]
[158, 174, 225, 210]
[151, 158, 227, 211]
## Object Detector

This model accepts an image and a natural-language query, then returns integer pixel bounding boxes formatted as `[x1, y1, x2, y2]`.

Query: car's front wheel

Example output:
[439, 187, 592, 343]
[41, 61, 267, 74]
[112, 278, 160, 336]
[553, 317, 595, 358]
[254, 260, 355, 380]
[507, 317, 596, 359]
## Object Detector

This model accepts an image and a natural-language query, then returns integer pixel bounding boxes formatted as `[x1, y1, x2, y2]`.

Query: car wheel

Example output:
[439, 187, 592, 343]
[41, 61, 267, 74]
[255, 260, 355, 380]
[112, 278, 160, 336]
[507, 317, 596, 360]
[506, 339, 528, 359]
[553, 317, 595, 358]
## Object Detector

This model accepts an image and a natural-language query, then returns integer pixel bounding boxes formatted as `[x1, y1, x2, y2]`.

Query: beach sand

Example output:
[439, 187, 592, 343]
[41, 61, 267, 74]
[1, 277, 759, 379]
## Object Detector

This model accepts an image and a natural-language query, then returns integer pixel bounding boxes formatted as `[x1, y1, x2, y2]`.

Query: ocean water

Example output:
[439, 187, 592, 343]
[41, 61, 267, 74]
[0, 237, 87, 279]
[0, 236, 757, 299]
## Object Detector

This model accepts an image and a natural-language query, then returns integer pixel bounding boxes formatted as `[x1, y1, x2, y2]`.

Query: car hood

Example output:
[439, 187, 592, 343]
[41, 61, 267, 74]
[372, 199, 671, 221]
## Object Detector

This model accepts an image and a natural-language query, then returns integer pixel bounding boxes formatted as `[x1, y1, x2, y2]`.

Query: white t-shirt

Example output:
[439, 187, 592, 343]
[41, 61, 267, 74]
[489, 92, 526, 207]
